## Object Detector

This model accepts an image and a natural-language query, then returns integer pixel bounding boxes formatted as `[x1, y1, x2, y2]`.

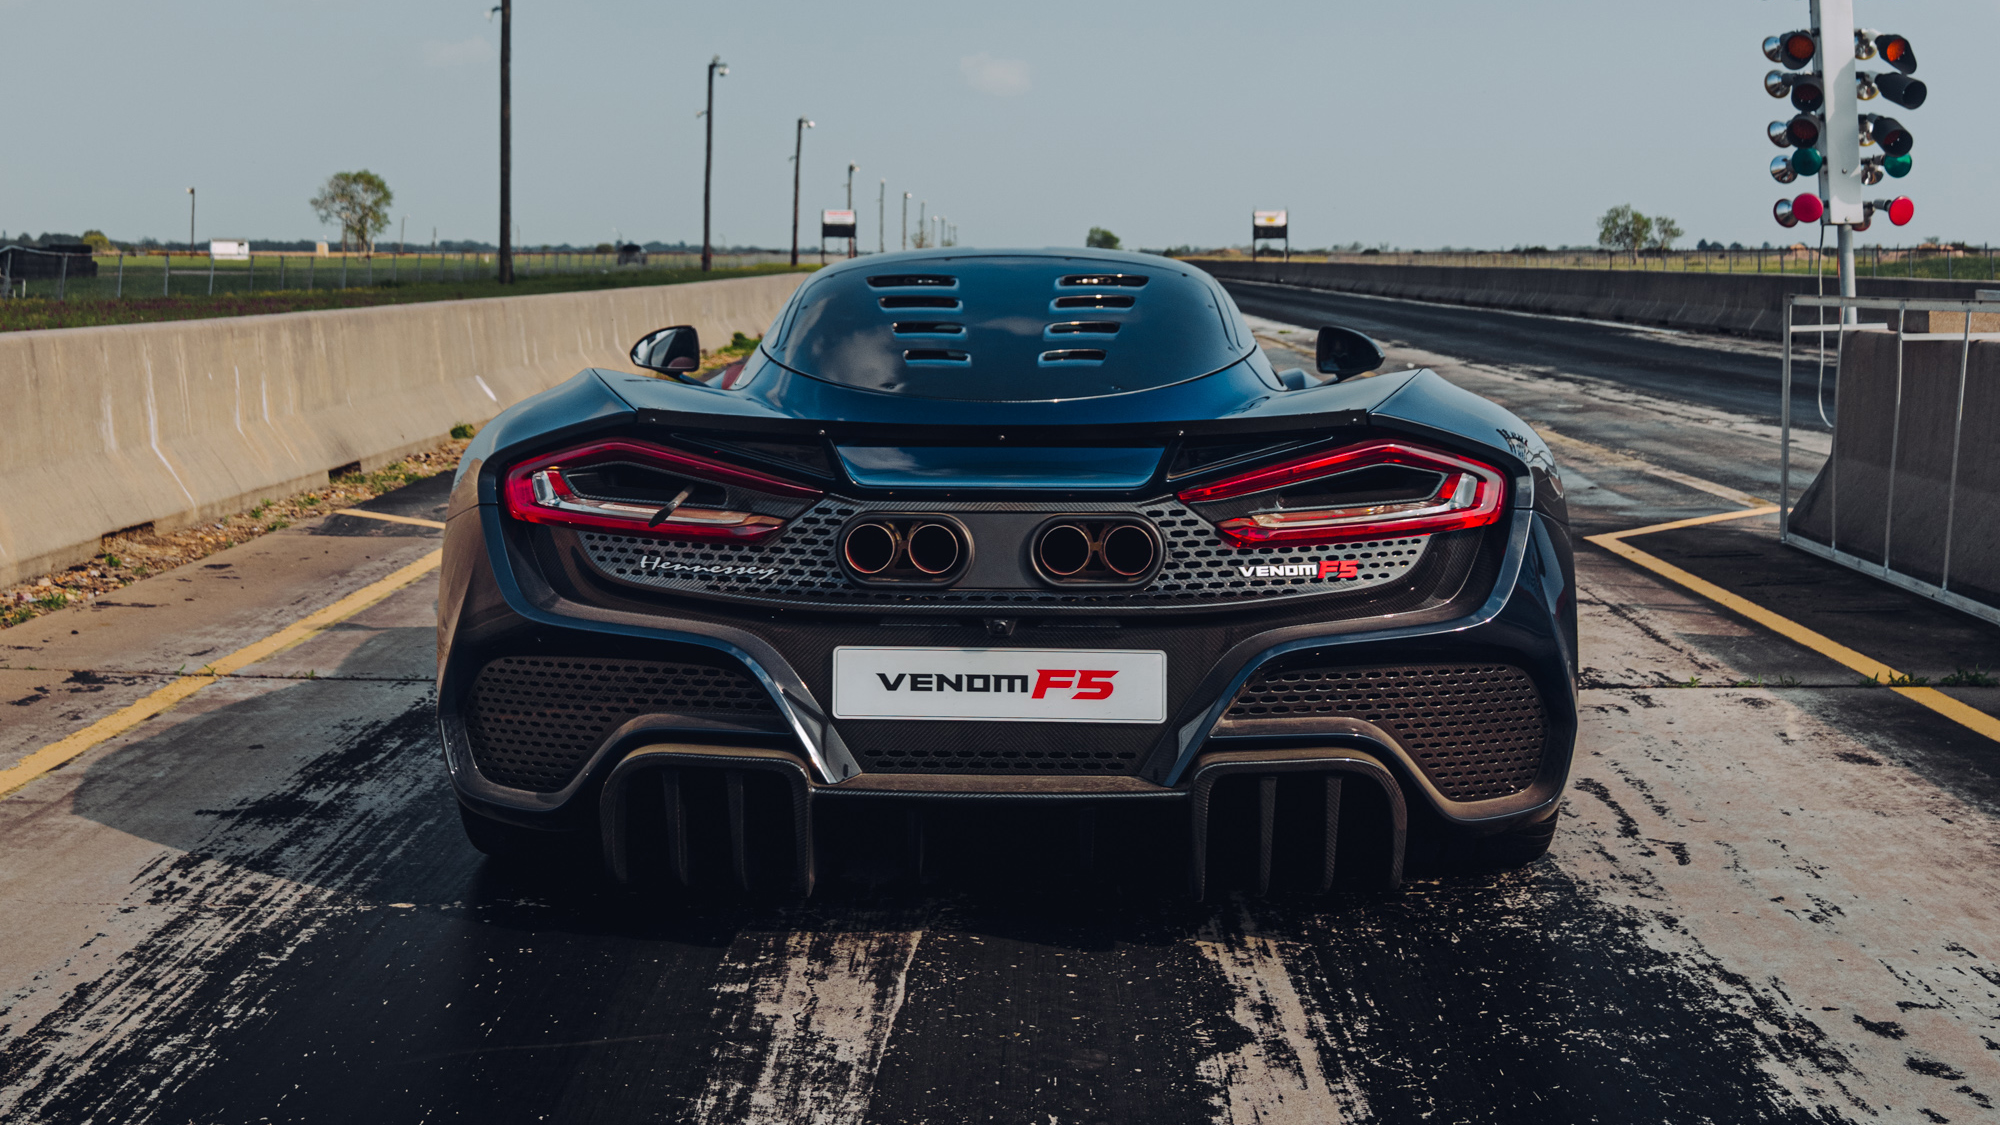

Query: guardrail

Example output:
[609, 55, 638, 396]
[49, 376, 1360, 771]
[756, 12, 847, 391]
[1295, 247, 2000, 281]
[1782, 292, 2000, 624]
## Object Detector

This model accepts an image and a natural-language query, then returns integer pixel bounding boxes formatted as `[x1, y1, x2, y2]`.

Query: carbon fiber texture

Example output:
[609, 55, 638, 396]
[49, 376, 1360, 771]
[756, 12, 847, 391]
[464, 656, 785, 792]
[577, 495, 1426, 612]
[1218, 664, 1546, 801]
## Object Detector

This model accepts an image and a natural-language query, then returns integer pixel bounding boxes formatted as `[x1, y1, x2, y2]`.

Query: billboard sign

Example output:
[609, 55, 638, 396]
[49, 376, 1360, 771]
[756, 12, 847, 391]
[1251, 210, 1288, 239]
[210, 240, 250, 260]
[821, 210, 857, 238]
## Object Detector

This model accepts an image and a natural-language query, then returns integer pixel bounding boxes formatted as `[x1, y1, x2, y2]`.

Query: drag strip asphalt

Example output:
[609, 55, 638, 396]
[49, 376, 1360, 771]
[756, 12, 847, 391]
[4, 308, 2000, 1122]
[1222, 277, 1837, 432]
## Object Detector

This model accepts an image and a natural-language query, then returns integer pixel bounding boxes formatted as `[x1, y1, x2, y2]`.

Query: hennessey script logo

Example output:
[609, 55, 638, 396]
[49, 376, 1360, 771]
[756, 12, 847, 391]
[637, 556, 780, 580]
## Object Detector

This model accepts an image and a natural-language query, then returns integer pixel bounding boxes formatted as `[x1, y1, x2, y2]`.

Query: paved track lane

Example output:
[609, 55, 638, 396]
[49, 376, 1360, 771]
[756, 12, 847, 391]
[1221, 277, 1837, 432]
[6, 321, 2000, 1121]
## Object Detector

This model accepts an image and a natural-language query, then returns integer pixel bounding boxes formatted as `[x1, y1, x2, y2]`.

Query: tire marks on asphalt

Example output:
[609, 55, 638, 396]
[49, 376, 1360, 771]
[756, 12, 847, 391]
[691, 917, 925, 1124]
[1562, 553, 2000, 1122]
[0, 690, 442, 1123]
[1192, 904, 1367, 1124]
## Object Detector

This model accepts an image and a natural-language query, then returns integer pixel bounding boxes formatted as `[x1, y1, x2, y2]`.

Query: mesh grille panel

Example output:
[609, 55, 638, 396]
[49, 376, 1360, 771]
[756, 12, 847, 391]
[578, 497, 1426, 611]
[464, 656, 782, 792]
[841, 720, 1144, 774]
[1220, 664, 1545, 801]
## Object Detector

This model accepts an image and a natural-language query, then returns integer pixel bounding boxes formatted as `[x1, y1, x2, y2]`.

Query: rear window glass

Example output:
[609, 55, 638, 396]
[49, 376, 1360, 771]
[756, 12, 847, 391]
[765, 255, 1246, 402]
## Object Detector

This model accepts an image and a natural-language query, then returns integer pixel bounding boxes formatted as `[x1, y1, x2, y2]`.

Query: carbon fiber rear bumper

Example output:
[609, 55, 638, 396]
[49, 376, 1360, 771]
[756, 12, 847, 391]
[440, 502, 1576, 882]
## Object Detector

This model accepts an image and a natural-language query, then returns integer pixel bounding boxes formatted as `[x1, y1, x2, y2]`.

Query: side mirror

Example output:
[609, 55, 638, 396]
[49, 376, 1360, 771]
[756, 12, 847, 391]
[1315, 325, 1385, 381]
[631, 325, 700, 376]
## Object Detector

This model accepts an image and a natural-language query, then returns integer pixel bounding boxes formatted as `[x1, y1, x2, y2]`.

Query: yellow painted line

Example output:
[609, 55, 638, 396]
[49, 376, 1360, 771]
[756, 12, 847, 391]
[1598, 505, 1779, 540]
[1893, 687, 2000, 744]
[0, 549, 443, 799]
[334, 508, 447, 530]
[1588, 511, 2000, 745]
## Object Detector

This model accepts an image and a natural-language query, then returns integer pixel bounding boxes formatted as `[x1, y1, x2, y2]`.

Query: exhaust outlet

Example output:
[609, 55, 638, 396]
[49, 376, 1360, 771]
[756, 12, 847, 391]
[838, 515, 972, 584]
[1031, 517, 1162, 586]
[843, 522, 899, 575]
[1101, 524, 1157, 577]
[906, 523, 963, 575]
[1035, 523, 1093, 576]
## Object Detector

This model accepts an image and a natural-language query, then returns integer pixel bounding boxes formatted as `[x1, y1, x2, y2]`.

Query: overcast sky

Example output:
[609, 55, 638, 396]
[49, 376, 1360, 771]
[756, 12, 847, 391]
[3, 0, 1994, 251]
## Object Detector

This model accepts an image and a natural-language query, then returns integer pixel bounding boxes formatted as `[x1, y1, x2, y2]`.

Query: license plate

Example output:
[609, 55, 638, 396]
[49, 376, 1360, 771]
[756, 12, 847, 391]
[832, 647, 1167, 723]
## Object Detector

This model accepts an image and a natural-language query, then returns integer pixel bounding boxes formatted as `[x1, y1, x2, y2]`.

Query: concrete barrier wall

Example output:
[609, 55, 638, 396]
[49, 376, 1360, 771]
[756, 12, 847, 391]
[0, 273, 807, 586]
[1787, 332, 2000, 609]
[1196, 259, 1996, 339]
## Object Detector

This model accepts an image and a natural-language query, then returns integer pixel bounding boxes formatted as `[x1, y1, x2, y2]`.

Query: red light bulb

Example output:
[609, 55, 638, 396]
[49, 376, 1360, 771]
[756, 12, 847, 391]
[1792, 193, 1825, 223]
[1887, 196, 1914, 226]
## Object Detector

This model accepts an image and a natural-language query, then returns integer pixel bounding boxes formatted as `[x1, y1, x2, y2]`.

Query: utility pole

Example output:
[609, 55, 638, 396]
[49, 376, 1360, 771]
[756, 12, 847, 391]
[878, 179, 886, 254]
[902, 192, 910, 251]
[701, 55, 727, 271]
[917, 200, 926, 248]
[186, 187, 196, 253]
[790, 117, 813, 266]
[845, 162, 858, 258]
[494, 2, 513, 283]
[399, 216, 406, 255]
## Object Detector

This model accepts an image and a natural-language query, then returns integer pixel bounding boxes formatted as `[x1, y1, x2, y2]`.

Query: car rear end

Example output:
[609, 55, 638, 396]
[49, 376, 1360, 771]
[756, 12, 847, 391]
[436, 252, 1577, 895]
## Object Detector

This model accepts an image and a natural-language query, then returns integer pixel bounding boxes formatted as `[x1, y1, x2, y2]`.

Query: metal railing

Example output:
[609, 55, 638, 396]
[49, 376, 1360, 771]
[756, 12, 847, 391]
[1780, 292, 2000, 625]
[0, 247, 795, 300]
[1296, 247, 2000, 280]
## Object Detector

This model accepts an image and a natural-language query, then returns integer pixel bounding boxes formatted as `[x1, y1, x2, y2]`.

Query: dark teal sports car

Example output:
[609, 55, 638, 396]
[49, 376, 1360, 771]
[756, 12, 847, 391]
[436, 249, 1576, 896]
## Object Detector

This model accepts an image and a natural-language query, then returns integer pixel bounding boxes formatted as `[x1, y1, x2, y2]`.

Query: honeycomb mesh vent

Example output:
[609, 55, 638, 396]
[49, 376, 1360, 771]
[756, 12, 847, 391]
[579, 497, 1426, 610]
[841, 722, 1143, 774]
[464, 656, 782, 792]
[1220, 664, 1546, 801]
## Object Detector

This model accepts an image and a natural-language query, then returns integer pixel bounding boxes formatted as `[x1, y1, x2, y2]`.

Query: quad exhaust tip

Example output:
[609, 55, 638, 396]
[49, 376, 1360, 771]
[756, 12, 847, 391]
[840, 517, 969, 583]
[1032, 519, 1161, 585]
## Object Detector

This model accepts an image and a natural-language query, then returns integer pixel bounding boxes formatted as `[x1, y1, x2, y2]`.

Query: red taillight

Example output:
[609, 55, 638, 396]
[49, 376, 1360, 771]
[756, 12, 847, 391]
[502, 439, 820, 543]
[1176, 439, 1507, 547]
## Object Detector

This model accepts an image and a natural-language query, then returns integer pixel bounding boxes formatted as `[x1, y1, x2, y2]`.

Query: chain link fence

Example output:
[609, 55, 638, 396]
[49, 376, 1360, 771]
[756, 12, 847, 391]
[0, 246, 796, 300]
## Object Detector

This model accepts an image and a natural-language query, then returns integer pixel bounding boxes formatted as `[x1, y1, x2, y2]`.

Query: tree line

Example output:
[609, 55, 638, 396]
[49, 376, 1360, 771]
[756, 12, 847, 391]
[1597, 205, 1683, 260]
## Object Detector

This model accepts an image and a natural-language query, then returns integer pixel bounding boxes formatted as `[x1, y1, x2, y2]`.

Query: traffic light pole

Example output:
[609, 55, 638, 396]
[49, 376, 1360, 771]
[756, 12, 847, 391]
[1838, 226, 1857, 307]
[1815, 0, 1860, 318]
[1765, 1, 1920, 308]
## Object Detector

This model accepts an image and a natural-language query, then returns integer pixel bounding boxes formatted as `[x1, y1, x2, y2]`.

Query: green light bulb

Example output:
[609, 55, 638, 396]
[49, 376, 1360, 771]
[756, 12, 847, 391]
[1790, 147, 1825, 175]
[1884, 153, 1913, 178]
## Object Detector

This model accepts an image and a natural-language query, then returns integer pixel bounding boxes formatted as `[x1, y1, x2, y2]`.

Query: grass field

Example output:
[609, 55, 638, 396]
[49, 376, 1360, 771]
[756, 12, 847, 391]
[0, 260, 812, 332]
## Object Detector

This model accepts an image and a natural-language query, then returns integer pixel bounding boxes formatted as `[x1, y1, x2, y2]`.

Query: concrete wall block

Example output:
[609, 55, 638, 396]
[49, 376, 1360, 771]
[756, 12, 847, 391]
[1788, 333, 2000, 609]
[0, 272, 806, 587]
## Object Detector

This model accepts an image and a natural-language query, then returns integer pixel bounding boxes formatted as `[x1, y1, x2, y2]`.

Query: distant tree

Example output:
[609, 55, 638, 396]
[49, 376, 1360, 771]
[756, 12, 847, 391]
[1596, 204, 1652, 261]
[1085, 227, 1122, 250]
[1650, 217, 1684, 253]
[80, 230, 112, 252]
[594, 242, 614, 253]
[310, 170, 394, 253]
